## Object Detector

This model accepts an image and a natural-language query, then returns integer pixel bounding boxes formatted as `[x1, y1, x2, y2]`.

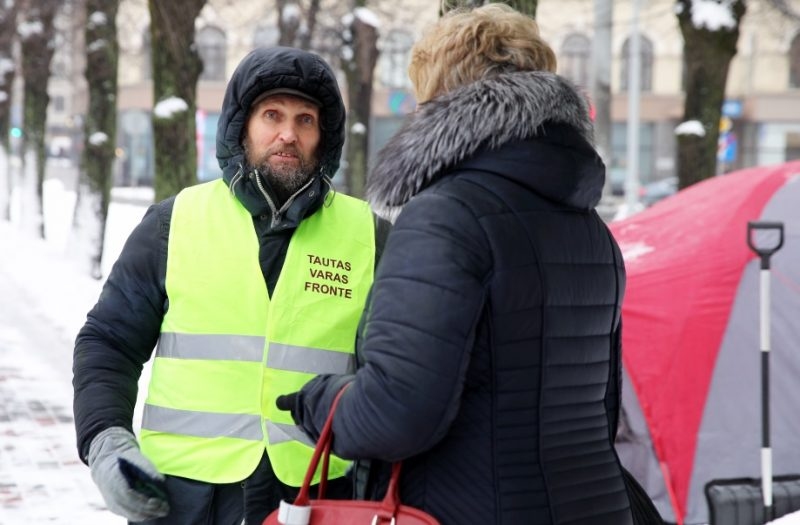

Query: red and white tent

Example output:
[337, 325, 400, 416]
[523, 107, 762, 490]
[611, 161, 800, 524]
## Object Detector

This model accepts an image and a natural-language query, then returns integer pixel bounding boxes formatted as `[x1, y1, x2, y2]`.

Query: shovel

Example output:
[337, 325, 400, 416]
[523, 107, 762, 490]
[746, 221, 785, 523]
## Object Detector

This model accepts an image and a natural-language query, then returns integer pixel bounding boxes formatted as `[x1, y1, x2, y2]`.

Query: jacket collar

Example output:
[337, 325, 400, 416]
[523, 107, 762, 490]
[366, 71, 602, 219]
[227, 163, 328, 232]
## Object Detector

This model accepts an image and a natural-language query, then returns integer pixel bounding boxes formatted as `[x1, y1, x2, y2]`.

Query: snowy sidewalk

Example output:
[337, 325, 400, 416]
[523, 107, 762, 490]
[0, 223, 121, 523]
[0, 181, 148, 524]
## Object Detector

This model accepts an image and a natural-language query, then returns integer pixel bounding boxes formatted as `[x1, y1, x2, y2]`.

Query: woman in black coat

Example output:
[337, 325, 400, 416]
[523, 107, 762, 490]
[284, 4, 635, 523]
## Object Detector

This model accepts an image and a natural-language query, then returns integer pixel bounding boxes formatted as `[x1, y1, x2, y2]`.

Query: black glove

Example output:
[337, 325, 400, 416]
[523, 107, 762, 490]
[276, 392, 299, 412]
[277, 376, 355, 443]
[276, 391, 307, 436]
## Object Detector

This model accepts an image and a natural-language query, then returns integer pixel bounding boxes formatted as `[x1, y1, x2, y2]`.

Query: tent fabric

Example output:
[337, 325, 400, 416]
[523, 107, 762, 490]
[611, 161, 800, 524]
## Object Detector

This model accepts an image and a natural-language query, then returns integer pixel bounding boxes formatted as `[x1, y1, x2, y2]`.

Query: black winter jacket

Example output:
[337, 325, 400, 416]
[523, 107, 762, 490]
[73, 47, 389, 464]
[294, 72, 630, 524]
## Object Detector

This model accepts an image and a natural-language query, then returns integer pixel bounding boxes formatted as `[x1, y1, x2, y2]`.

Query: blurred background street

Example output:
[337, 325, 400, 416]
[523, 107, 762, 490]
[2, 0, 800, 523]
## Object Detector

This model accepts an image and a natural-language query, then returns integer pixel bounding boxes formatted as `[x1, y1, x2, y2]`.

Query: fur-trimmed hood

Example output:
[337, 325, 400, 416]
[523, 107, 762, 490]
[366, 71, 605, 219]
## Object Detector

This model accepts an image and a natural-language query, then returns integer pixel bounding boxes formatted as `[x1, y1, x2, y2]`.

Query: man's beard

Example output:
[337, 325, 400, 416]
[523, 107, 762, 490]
[243, 138, 319, 206]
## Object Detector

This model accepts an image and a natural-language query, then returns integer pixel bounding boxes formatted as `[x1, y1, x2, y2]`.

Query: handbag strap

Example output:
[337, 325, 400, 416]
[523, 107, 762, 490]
[293, 384, 351, 506]
[318, 429, 332, 498]
[375, 462, 403, 519]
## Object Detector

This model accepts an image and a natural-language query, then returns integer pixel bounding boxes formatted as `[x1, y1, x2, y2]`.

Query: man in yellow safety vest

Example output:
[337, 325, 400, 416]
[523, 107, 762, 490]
[73, 46, 389, 524]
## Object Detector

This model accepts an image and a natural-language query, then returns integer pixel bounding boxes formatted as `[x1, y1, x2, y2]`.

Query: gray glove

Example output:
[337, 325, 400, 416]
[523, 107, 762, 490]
[87, 426, 170, 522]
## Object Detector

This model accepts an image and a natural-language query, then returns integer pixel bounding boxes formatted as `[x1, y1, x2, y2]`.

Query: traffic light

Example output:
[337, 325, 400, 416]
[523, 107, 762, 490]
[9, 126, 22, 138]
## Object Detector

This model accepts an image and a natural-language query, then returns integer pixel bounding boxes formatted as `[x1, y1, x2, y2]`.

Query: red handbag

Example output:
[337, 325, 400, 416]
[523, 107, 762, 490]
[263, 386, 440, 525]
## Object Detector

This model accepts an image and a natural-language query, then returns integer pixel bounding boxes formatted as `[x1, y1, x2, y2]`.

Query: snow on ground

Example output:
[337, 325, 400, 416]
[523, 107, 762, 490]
[0, 179, 149, 523]
[773, 511, 800, 524]
[3, 177, 800, 524]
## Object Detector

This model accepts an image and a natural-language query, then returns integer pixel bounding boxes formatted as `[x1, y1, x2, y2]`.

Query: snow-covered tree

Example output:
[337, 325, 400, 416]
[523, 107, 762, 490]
[676, 0, 746, 189]
[71, 0, 119, 279]
[275, 0, 322, 54]
[277, 0, 301, 46]
[148, 0, 206, 202]
[342, 3, 379, 198]
[18, 0, 58, 238]
[0, 1, 18, 222]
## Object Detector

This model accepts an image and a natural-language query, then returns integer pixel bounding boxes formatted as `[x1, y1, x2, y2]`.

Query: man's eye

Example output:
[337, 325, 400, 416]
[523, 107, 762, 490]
[300, 115, 315, 126]
[265, 110, 278, 120]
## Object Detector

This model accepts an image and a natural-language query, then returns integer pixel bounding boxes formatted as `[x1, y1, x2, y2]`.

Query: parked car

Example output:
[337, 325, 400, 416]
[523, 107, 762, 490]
[640, 176, 678, 207]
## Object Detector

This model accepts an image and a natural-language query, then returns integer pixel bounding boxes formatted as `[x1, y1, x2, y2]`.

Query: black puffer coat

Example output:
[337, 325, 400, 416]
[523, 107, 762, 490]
[73, 47, 388, 464]
[294, 72, 631, 524]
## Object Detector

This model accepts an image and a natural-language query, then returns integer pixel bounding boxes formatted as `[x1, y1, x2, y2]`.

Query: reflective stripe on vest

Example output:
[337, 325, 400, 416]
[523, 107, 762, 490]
[143, 405, 263, 441]
[267, 342, 355, 374]
[139, 179, 374, 485]
[156, 334, 355, 374]
[142, 405, 314, 446]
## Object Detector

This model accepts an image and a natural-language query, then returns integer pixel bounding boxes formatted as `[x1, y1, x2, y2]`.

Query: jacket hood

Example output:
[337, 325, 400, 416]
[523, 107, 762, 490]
[366, 71, 604, 219]
[216, 46, 346, 186]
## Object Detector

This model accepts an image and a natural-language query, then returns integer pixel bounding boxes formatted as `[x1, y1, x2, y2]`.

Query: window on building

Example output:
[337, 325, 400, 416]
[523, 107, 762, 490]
[560, 33, 591, 88]
[787, 131, 800, 160]
[197, 110, 222, 181]
[118, 110, 154, 187]
[52, 60, 67, 78]
[253, 24, 279, 49]
[620, 34, 654, 92]
[610, 121, 655, 191]
[790, 34, 800, 89]
[197, 26, 227, 81]
[379, 29, 414, 89]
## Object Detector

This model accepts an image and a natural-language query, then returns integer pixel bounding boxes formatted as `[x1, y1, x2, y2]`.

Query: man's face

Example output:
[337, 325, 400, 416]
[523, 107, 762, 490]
[243, 95, 321, 201]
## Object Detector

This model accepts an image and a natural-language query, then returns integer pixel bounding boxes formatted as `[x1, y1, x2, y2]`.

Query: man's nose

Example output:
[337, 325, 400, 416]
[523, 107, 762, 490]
[278, 123, 298, 143]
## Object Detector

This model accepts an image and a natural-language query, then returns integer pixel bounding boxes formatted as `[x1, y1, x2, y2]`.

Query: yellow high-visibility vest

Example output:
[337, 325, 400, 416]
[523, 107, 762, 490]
[139, 178, 374, 486]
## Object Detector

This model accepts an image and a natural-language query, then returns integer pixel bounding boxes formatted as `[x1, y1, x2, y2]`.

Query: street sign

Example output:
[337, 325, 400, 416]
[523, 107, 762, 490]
[722, 100, 743, 118]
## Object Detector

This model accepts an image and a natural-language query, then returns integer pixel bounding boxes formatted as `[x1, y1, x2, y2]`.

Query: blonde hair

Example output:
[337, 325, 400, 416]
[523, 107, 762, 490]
[409, 3, 557, 104]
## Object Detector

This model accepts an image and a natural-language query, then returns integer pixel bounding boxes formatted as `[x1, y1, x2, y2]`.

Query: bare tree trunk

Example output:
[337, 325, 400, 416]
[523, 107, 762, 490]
[676, 0, 745, 189]
[19, 0, 58, 238]
[343, 4, 378, 198]
[277, 0, 301, 47]
[72, 0, 118, 279]
[148, 0, 205, 202]
[275, 0, 323, 52]
[0, 1, 18, 222]
[299, 0, 321, 50]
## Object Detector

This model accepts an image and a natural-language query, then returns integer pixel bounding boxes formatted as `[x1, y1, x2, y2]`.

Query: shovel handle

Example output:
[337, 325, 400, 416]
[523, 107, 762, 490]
[747, 222, 784, 269]
[747, 221, 784, 524]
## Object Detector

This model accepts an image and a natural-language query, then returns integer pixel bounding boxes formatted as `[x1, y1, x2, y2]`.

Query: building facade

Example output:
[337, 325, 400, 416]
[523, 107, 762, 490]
[537, 0, 800, 189]
[44, 0, 800, 191]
